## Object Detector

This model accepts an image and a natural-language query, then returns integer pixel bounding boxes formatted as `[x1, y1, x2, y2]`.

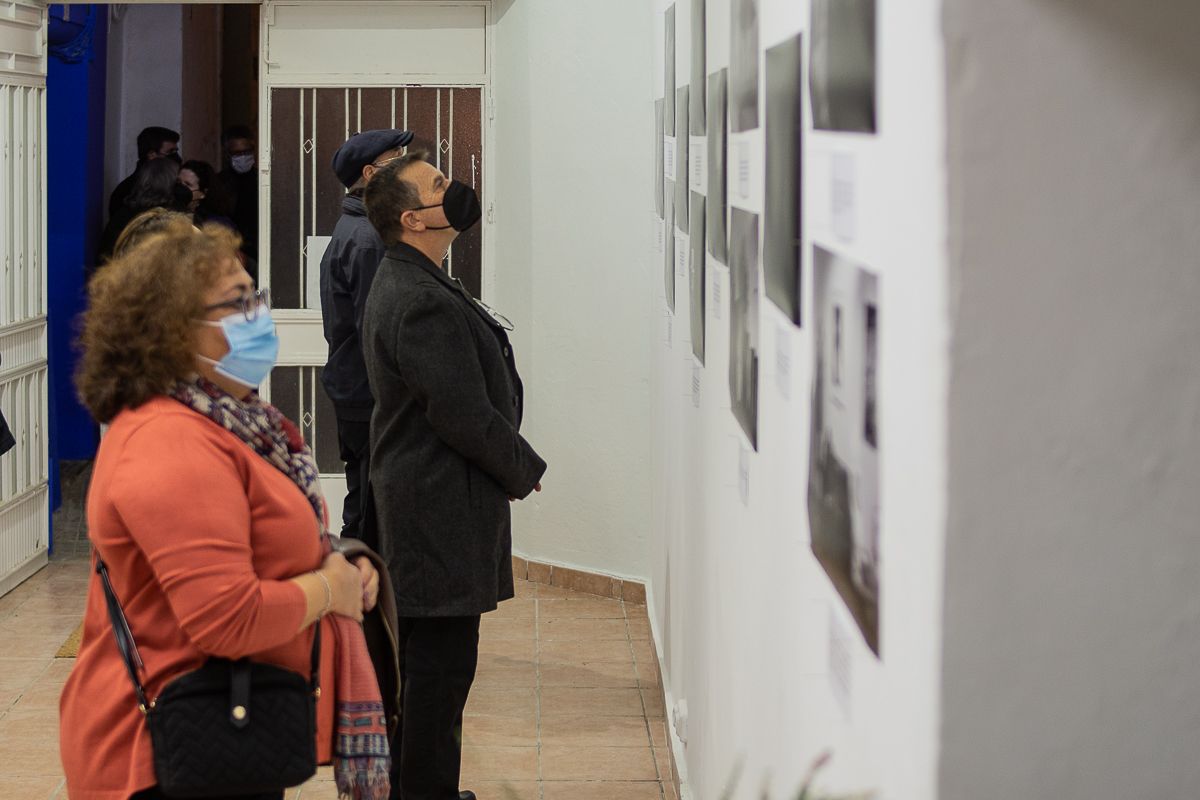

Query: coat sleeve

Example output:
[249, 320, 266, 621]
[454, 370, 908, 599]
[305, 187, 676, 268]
[392, 288, 547, 498]
[109, 417, 309, 658]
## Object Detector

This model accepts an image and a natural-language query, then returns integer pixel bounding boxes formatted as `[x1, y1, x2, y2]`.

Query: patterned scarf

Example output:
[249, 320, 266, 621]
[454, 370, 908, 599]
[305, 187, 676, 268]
[171, 378, 390, 800]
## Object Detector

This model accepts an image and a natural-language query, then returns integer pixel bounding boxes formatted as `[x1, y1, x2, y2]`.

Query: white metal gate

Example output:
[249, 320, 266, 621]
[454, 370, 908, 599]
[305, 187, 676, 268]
[0, 0, 49, 594]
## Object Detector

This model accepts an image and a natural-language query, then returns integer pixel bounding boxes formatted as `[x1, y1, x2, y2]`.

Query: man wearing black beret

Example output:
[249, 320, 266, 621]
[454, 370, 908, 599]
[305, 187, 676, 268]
[320, 128, 414, 542]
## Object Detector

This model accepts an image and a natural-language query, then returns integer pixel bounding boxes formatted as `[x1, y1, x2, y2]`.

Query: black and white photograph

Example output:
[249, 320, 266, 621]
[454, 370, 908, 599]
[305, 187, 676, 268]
[665, 4, 676, 135]
[675, 86, 690, 234]
[730, 0, 760, 132]
[810, 0, 877, 133]
[665, 181, 676, 311]
[690, 0, 707, 135]
[690, 191, 707, 364]
[763, 33, 804, 325]
[707, 68, 728, 264]
[655, 98, 665, 219]
[808, 244, 880, 656]
[729, 208, 760, 449]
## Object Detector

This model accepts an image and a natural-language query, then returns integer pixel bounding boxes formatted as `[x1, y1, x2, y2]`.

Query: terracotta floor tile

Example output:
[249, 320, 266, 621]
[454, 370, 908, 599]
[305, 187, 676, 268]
[460, 745, 539, 782]
[654, 748, 673, 781]
[0, 660, 54, 693]
[466, 688, 537, 718]
[540, 639, 634, 665]
[539, 616, 629, 641]
[479, 638, 538, 662]
[540, 661, 639, 689]
[664, 780, 680, 800]
[12, 660, 74, 710]
[542, 781, 664, 800]
[480, 617, 536, 641]
[0, 775, 65, 800]
[535, 584, 583, 599]
[540, 746, 658, 781]
[464, 780, 540, 800]
[539, 687, 645, 717]
[462, 714, 538, 747]
[0, 618, 85, 661]
[512, 580, 538, 599]
[538, 598, 625, 619]
[642, 689, 666, 719]
[636, 658, 662, 688]
[492, 598, 537, 619]
[649, 720, 669, 748]
[539, 714, 652, 748]
[297, 780, 340, 799]
[626, 617, 651, 640]
[474, 663, 538, 689]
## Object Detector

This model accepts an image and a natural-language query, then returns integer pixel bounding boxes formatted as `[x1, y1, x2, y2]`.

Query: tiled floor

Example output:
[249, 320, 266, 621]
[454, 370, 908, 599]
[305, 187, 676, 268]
[0, 555, 674, 800]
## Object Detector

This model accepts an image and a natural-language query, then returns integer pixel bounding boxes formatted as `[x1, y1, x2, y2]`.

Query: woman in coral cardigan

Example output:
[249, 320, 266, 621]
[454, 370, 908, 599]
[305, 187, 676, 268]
[60, 221, 390, 800]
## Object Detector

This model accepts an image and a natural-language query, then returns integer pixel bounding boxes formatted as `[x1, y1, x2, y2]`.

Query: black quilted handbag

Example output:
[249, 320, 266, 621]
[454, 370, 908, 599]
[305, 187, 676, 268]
[97, 557, 320, 797]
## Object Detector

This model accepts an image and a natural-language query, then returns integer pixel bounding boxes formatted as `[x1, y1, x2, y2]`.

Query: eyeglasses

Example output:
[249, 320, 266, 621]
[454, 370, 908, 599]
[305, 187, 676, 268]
[371, 154, 404, 168]
[203, 288, 270, 322]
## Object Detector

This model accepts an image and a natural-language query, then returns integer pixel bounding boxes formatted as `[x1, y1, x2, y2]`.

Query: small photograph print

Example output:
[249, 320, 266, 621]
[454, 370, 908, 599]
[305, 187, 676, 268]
[810, 0, 877, 133]
[808, 244, 880, 656]
[730, 0, 760, 133]
[690, 190, 707, 364]
[665, 184, 676, 312]
[706, 69, 728, 264]
[764, 33, 804, 326]
[690, 0, 707, 136]
[729, 208, 760, 450]
[655, 98, 665, 219]
[665, 4, 676, 134]
[675, 86, 690, 235]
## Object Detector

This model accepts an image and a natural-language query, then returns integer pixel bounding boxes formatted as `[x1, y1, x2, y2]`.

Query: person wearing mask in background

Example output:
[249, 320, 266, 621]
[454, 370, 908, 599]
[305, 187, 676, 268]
[181, 159, 237, 231]
[62, 220, 393, 800]
[95, 158, 192, 270]
[220, 125, 260, 268]
[320, 128, 414, 543]
[108, 126, 180, 220]
[363, 151, 546, 800]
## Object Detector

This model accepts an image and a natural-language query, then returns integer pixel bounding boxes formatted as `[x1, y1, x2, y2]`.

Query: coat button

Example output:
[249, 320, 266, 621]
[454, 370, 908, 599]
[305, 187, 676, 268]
[512, 396, 519, 407]
[503, 346, 511, 357]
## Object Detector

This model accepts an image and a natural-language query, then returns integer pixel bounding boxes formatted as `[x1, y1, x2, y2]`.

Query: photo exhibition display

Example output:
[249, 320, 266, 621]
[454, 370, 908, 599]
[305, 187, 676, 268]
[690, 0, 707, 136]
[729, 208, 760, 450]
[809, 0, 877, 133]
[808, 245, 880, 655]
[675, 86, 690, 234]
[764, 33, 804, 326]
[690, 191, 707, 363]
[730, 0, 760, 132]
[706, 68, 728, 264]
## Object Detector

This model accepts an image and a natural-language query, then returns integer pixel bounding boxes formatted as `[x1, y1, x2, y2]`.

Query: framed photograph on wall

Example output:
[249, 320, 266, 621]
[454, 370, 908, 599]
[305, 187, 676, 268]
[690, 190, 707, 363]
[706, 68, 728, 263]
[810, 0, 877, 133]
[808, 245, 880, 655]
[665, 181, 676, 312]
[690, 0, 707, 135]
[675, 86, 690, 234]
[764, 33, 804, 325]
[665, 4, 676, 134]
[729, 208, 760, 449]
[730, 0, 759, 132]
[655, 98, 665, 219]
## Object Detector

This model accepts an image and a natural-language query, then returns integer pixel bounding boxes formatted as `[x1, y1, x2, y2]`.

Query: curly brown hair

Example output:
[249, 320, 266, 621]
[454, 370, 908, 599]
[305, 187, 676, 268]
[76, 222, 244, 423]
[112, 208, 195, 260]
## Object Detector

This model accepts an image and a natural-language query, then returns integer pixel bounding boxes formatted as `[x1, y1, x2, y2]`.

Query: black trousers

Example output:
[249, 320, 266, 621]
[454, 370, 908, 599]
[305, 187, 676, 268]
[392, 615, 481, 800]
[131, 789, 281, 800]
[337, 417, 371, 539]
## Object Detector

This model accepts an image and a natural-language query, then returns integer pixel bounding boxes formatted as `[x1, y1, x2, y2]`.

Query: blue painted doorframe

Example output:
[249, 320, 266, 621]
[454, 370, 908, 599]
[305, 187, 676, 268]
[46, 4, 107, 542]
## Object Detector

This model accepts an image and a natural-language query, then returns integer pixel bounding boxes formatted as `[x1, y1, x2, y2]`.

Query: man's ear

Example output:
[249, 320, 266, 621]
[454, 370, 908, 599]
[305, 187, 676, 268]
[400, 209, 424, 233]
[362, 164, 376, 183]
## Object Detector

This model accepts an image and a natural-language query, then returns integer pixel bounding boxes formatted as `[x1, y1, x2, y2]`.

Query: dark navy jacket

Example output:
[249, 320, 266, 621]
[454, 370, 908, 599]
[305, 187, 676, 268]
[320, 195, 386, 422]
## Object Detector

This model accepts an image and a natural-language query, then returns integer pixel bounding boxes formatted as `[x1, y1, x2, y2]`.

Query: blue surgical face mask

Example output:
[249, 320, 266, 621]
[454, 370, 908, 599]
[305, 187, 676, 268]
[195, 306, 280, 388]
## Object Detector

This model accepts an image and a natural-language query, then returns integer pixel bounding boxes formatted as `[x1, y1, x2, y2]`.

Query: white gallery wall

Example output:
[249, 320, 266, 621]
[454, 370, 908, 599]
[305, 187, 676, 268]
[649, 0, 949, 797]
[492, 0, 656, 580]
[940, 1, 1200, 798]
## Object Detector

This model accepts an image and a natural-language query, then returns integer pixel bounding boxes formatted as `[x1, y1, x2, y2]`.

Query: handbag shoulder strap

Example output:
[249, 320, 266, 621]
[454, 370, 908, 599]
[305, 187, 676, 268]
[95, 555, 323, 711]
[95, 556, 152, 712]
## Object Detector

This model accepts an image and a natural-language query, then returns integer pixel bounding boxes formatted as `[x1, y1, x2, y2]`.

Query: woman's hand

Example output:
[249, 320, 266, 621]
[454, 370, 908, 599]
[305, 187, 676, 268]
[320, 552, 365, 622]
[353, 556, 380, 613]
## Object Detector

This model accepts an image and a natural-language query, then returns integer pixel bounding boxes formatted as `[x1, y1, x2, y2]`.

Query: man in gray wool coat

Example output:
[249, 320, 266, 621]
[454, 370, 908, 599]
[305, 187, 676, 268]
[360, 149, 546, 800]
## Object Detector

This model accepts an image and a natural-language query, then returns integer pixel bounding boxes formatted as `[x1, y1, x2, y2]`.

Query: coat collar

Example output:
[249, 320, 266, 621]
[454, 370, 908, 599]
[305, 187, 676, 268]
[384, 242, 507, 333]
[341, 194, 367, 217]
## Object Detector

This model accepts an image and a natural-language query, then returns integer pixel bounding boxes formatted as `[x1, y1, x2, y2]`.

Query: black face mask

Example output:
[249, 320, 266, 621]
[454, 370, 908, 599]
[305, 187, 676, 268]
[413, 180, 482, 232]
[167, 152, 182, 165]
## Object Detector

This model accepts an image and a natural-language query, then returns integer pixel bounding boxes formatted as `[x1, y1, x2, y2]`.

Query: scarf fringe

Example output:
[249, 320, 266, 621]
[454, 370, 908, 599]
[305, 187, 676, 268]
[335, 756, 392, 800]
